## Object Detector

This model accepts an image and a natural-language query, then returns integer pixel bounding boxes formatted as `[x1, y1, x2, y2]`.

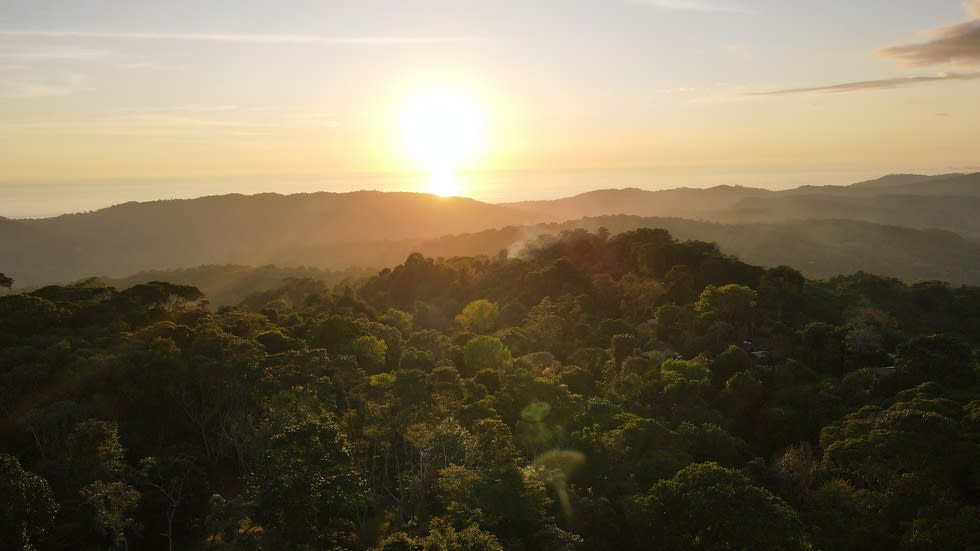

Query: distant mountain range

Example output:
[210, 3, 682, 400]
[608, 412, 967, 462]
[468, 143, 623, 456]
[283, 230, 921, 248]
[2, 172, 978, 289]
[506, 172, 980, 237]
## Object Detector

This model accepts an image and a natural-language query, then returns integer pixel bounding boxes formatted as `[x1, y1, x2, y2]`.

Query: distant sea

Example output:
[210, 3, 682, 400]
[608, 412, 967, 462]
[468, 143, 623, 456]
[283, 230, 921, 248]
[0, 165, 918, 219]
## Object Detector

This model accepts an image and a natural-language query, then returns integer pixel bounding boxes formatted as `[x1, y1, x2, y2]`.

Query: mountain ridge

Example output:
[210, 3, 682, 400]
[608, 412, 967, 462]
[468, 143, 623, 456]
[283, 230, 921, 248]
[3, 172, 979, 287]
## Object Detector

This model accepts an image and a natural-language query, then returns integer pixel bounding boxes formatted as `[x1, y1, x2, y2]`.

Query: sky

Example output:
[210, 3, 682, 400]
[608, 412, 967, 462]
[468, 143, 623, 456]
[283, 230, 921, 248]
[2, 0, 980, 215]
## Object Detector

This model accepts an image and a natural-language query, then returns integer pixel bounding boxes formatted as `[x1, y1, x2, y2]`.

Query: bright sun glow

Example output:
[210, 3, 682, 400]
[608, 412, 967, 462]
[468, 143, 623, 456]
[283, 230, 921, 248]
[399, 84, 486, 196]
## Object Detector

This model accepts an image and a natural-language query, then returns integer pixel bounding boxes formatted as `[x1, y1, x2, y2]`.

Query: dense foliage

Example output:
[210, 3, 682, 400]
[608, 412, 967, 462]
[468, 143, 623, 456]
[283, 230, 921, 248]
[2, 227, 979, 550]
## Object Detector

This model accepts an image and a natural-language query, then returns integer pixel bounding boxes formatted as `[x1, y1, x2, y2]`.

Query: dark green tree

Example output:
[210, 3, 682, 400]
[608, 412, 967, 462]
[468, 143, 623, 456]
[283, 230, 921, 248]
[249, 390, 367, 548]
[0, 454, 59, 551]
[631, 462, 807, 550]
[79, 481, 141, 551]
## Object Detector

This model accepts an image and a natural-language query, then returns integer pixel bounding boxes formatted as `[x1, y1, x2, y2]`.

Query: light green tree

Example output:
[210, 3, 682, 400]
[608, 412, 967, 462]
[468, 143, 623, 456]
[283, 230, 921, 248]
[455, 299, 500, 334]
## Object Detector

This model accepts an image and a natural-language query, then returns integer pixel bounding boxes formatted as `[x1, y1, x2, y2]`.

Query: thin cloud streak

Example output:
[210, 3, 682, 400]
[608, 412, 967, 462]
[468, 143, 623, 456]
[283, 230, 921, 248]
[633, 0, 749, 13]
[0, 46, 108, 60]
[745, 72, 980, 96]
[0, 29, 470, 45]
[0, 74, 89, 98]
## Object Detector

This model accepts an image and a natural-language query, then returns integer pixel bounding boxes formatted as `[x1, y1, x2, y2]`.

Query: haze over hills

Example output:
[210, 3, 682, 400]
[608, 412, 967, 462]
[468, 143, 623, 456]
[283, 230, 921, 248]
[504, 172, 980, 238]
[719, 194, 980, 238]
[845, 173, 961, 190]
[502, 185, 775, 222]
[0, 191, 536, 285]
[2, 172, 979, 289]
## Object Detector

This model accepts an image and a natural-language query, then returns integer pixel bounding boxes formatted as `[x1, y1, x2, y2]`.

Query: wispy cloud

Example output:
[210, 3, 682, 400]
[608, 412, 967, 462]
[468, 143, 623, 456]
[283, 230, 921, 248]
[0, 46, 108, 60]
[0, 29, 469, 45]
[749, 2, 980, 97]
[633, 0, 748, 13]
[1, 105, 341, 137]
[879, 0, 980, 66]
[130, 114, 269, 128]
[0, 74, 89, 98]
[118, 104, 242, 114]
[745, 72, 980, 96]
[114, 105, 339, 126]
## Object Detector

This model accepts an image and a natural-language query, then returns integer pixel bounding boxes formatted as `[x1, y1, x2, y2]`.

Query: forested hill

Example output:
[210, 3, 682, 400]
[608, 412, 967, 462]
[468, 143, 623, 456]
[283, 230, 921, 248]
[65, 216, 980, 306]
[2, 172, 979, 287]
[2, 226, 979, 550]
[100, 264, 375, 307]
[0, 191, 538, 285]
[719, 194, 980, 238]
[409, 216, 980, 286]
[845, 172, 977, 193]
[502, 185, 775, 222]
[506, 172, 980, 236]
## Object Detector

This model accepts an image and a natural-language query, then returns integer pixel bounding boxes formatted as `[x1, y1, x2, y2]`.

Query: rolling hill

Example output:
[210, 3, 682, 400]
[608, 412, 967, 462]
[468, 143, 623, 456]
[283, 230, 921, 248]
[0, 191, 537, 285]
[3, 172, 979, 289]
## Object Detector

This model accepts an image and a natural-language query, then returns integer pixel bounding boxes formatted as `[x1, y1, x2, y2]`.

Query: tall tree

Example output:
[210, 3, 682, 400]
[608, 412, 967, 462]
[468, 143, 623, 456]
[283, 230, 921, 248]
[79, 481, 141, 551]
[0, 454, 59, 551]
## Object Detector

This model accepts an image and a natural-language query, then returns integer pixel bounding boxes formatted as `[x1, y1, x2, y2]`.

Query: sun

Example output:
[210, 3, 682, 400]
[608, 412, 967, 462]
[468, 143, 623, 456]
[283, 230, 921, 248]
[399, 84, 486, 196]
[426, 167, 460, 197]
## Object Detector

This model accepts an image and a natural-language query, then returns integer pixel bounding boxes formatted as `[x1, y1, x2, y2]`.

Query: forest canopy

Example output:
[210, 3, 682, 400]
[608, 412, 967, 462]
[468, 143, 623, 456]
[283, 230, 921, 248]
[2, 226, 979, 550]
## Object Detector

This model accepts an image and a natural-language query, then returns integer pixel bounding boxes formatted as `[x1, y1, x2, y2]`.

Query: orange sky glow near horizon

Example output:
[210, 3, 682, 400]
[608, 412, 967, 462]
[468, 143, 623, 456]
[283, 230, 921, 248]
[1, 0, 979, 214]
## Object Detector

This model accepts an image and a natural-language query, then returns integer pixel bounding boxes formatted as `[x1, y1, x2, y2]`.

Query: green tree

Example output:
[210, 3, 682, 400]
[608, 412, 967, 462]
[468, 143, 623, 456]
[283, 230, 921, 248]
[802, 479, 878, 551]
[897, 334, 975, 387]
[421, 518, 504, 551]
[610, 333, 638, 364]
[455, 299, 500, 334]
[654, 303, 694, 350]
[79, 480, 141, 551]
[0, 294, 62, 336]
[374, 531, 421, 551]
[0, 454, 59, 551]
[138, 454, 208, 551]
[381, 307, 415, 336]
[759, 265, 805, 323]
[204, 494, 261, 549]
[352, 334, 389, 373]
[632, 462, 807, 550]
[0, 272, 12, 289]
[66, 419, 127, 485]
[249, 390, 366, 548]
[462, 335, 512, 376]
[695, 283, 758, 339]
[618, 417, 691, 488]
[798, 321, 846, 376]
[708, 345, 752, 387]
[664, 265, 696, 304]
